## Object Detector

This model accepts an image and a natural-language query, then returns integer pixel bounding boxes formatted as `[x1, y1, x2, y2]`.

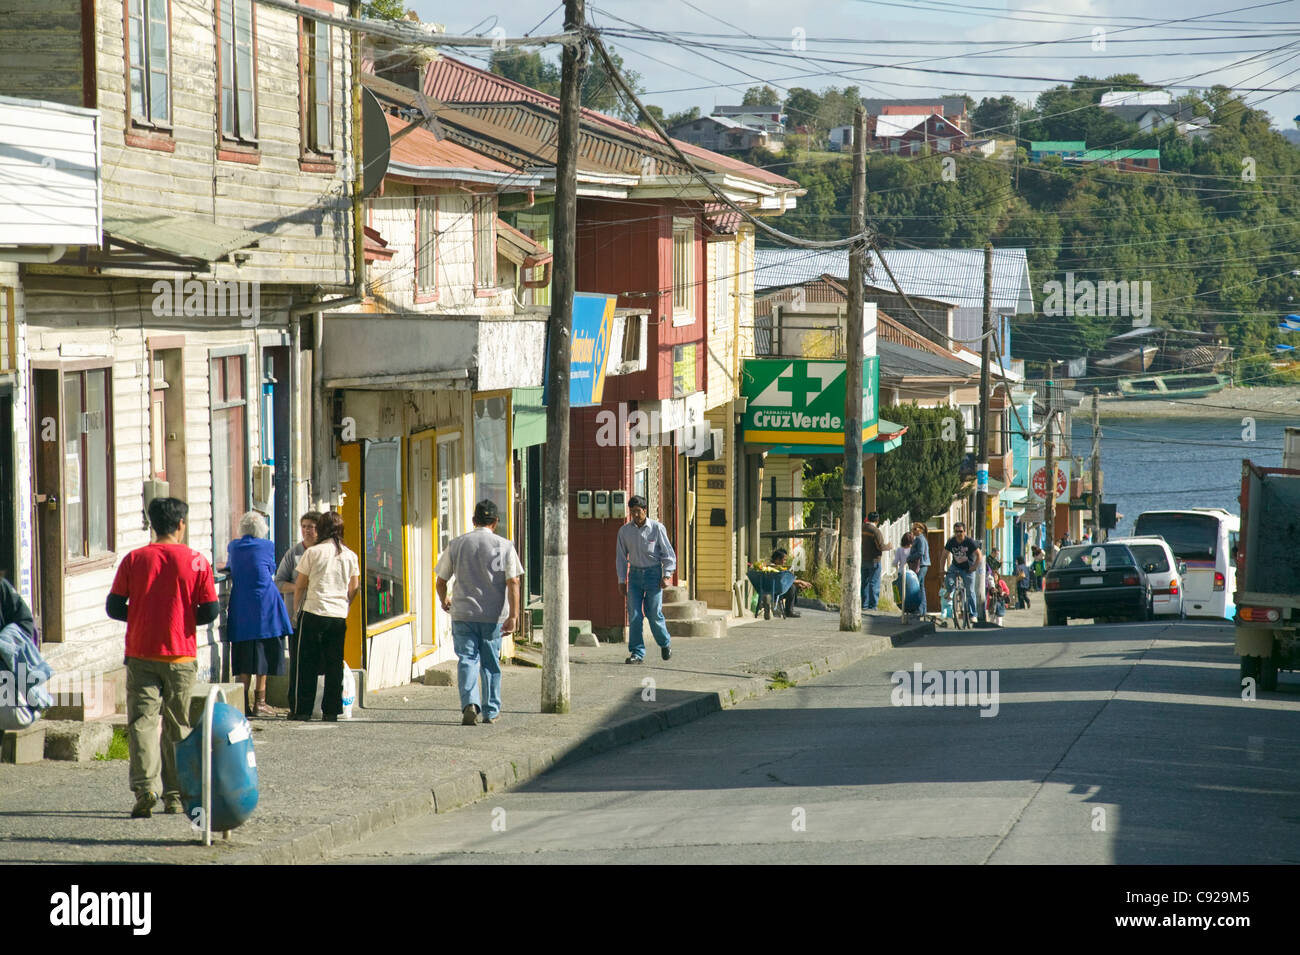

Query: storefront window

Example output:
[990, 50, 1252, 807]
[364, 439, 405, 623]
[474, 395, 509, 538]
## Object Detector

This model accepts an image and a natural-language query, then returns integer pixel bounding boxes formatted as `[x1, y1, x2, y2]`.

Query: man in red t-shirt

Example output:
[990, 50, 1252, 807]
[107, 497, 219, 818]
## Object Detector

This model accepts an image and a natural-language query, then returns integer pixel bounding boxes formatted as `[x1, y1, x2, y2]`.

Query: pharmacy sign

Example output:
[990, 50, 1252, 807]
[742, 358, 878, 449]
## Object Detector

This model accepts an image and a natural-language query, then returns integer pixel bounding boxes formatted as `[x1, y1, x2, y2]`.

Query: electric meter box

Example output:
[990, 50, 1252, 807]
[576, 490, 593, 519]
[610, 490, 627, 519]
[593, 490, 610, 520]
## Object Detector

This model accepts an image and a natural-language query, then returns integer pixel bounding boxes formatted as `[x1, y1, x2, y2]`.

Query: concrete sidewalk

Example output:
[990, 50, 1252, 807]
[0, 609, 930, 865]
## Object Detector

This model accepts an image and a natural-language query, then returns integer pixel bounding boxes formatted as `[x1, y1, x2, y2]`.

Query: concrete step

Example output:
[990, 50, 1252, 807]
[43, 719, 114, 761]
[2, 723, 47, 764]
[662, 586, 690, 604]
[666, 616, 725, 638]
[568, 620, 593, 638]
[43, 666, 127, 720]
[185, 682, 247, 727]
[661, 600, 708, 621]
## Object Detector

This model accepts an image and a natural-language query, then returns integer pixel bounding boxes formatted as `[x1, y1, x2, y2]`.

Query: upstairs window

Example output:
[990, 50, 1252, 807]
[219, 0, 257, 143]
[301, 15, 331, 154]
[473, 196, 496, 291]
[127, 0, 171, 128]
[672, 216, 694, 325]
[415, 196, 438, 300]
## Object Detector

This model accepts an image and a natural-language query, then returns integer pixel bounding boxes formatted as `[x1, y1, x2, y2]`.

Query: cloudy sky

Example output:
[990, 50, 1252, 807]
[409, 0, 1300, 132]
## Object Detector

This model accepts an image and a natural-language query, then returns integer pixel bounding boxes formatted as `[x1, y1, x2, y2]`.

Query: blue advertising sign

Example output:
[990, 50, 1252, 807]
[545, 293, 617, 407]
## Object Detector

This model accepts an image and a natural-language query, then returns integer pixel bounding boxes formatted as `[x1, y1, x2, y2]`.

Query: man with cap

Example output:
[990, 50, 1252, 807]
[615, 495, 675, 663]
[435, 499, 522, 725]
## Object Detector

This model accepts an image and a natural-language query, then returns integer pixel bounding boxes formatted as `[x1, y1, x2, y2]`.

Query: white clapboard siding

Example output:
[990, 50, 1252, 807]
[0, 96, 101, 245]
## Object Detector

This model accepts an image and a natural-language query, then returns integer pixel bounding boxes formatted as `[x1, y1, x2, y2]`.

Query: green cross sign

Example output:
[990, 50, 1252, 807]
[741, 357, 878, 448]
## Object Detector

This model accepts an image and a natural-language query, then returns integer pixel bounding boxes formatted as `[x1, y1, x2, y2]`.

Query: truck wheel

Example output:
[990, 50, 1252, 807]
[1240, 655, 1262, 688]
[1261, 655, 1279, 692]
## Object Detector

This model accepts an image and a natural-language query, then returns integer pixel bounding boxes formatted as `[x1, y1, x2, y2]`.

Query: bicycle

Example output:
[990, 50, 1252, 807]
[945, 573, 972, 630]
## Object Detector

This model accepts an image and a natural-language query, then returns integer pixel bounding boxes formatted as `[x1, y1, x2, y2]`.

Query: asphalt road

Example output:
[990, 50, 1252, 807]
[330, 619, 1300, 864]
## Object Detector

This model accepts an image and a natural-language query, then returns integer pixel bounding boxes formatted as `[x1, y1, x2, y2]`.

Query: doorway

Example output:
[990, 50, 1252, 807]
[0, 388, 14, 583]
[30, 369, 62, 641]
[408, 429, 465, 657]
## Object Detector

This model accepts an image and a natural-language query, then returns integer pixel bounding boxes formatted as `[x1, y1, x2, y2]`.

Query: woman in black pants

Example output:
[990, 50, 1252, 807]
[290, 511, 360, 721]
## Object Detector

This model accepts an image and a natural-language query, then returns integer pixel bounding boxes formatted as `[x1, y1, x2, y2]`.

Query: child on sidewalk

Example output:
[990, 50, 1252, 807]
[1015, 558, 1031, 609]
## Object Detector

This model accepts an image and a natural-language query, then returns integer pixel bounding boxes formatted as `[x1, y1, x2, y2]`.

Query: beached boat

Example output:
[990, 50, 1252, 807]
[1093, 345, 1159, 373]
[1117, 372, 1232, 400]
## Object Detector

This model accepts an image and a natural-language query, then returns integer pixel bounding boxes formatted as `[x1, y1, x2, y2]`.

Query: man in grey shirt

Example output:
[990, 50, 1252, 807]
[436, 499, 522, 726]
[615, 495, 676, 664]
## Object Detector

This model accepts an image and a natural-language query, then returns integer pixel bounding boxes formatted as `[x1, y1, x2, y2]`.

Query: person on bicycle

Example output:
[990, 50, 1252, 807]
[942, 522, 981, 621]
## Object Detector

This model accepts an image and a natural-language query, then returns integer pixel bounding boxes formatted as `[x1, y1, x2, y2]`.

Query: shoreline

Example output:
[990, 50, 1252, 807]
[1089, 385, 1300, 421]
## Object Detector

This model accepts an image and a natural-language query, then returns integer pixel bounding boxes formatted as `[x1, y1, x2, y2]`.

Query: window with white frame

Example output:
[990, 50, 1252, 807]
[672, 216, 694, 324]
[416, 196, 437, 297]
[714, 243, 730, 326]
[473, 195, 496, 290]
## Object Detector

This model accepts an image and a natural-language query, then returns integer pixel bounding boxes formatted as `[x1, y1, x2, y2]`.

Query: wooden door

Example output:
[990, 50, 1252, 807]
[31, 369, 63, 641]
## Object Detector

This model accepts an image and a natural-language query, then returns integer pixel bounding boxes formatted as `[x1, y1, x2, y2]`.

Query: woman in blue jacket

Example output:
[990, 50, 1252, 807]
[908, 522, 932, 616]
[225, 512, 293, 718]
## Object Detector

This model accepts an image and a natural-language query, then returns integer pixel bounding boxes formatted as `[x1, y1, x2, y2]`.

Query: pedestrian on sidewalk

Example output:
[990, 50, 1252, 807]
[275, 511, 320, 715]
[616, 495, 675, 664]
[106, 497, 219, 819]
[224, 512, 293, 719]
[769, 548, 812, 617]
[435, 500, 522, 726]
[1015, 558, 1032, 609]
[291, 511, 360, 722]
[861, 512, 887, 610]
[909, 522, 932, 616]
[893, 532, 913, 606]
[1031, 547, 1047, 590]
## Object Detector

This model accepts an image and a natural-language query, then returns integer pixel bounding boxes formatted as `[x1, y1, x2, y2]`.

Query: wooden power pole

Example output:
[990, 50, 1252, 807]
[541, 0, 583, 714]
[1091, 387, 1102, 542]
[974, 243, 993, 622]
[1043, 381, 1056, 557]
[840, 106, 867, 632]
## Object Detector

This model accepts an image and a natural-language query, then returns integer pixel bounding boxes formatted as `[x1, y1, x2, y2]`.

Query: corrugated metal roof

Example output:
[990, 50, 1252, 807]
[424, 57, 798, 189]
[878, 339, 976, 381]
[873, 114, 934, 138]
[753, 247, 1034, 313]
[1082, 149, 1160, 160]
[1030, 141, 1086, 151]
[385, 113, 519, 174]
[103, 207, 261, 264]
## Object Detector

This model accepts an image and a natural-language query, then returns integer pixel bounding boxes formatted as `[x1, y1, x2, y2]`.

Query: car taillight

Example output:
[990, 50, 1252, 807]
[1214, 572, 1225, 591]
[1045, 579, 1060, 591]
[1239, 606, 1281, 623]
[1169, 578, 1178, 595]
[1123, 574, 1139, 585]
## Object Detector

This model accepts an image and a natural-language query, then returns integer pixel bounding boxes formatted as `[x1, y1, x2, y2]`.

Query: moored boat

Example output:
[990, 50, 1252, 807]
[1117, 372, 1232, 399]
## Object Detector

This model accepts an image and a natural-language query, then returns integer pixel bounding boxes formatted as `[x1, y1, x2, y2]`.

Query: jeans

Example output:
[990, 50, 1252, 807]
[916, 564, 930, 614]
[126, 657, 196, 799]
[626, 565, 671, 659]
[452, 620, 504, 720]
[861, 560, 882, 609]
[945, 567, 978, 618]
[295, 611, 346, 717]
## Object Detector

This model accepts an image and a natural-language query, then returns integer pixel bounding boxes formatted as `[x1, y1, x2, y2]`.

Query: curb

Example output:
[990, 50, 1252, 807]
[226, 625, 930, 865]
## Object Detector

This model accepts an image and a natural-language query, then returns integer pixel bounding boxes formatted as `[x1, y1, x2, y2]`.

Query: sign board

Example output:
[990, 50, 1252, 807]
[1028, 458, 1070, 503]
[741, 357, 878, 449]
[545, 293, 617, 407]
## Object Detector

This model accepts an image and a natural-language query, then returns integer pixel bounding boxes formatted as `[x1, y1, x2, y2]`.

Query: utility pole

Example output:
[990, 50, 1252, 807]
[1091, 387, 1102, 543]
[974, 243, 993, 622]
[541, 0, 583, 714]
[1044, 380, 1056, 558]
[840, 105, 866, 632]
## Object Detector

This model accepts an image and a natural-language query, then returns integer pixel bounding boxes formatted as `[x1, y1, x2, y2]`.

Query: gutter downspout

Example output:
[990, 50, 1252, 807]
[0, 245, 67, 264]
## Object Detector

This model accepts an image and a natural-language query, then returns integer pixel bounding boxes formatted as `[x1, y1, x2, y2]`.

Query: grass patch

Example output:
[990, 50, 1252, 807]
[768, 671, 798, 691]
[94, 726, 129, 761]
[808, 564, 841, 603]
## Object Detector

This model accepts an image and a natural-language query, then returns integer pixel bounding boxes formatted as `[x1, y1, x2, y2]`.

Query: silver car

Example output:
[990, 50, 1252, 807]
[1106, 536, 1186, 618]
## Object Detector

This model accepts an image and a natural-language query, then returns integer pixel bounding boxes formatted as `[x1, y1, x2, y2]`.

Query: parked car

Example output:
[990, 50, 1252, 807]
[1043, 544, 1153, 627]
[1106, 536, 1186, 618]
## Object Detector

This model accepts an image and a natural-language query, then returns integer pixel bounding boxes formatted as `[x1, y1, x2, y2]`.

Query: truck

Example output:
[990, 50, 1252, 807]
[1234, 458, 1300, 691]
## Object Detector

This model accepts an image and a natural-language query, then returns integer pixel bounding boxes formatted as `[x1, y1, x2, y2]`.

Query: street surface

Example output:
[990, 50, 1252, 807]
[332, 618, 1300, 864]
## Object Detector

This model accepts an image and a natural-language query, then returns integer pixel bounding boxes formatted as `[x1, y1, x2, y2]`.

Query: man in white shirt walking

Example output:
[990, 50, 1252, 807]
[615, 495, 676, 664]
[436, 500, 522, 725]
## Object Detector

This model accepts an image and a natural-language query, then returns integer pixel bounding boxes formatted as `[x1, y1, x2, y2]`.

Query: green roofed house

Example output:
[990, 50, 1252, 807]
[1079, 149, 1160, 171]
[1029, 141, 1086, 162]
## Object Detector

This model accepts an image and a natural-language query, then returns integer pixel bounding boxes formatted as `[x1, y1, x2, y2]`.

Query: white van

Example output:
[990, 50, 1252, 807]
[1133, 509, 1239, 619]
[1107, 536, 1185, 618]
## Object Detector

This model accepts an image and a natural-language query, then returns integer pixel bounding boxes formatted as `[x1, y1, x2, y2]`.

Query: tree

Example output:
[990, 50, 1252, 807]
[581, 47, 643, 122]
[362, 0, 407, 18]
[972, 95, 1019, 135]
[877, 405, 967, 522]
[784, 87, 822, 132]
[742, 85, 781, 107]
[665, 106, 701, 129]
[489, 49, 560, 95]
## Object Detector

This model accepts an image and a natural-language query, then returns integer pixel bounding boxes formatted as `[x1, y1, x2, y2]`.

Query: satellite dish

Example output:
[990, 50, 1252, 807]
[361, 88, 391, 199]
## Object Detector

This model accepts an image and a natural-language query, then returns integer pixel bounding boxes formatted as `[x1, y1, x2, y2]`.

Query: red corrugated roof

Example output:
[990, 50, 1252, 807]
[424, 57, 798, 189]
[385, 113, 518, 174]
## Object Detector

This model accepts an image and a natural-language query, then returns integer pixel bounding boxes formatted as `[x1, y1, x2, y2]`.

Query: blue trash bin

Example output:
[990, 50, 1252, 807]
[176, 700, 259, 832]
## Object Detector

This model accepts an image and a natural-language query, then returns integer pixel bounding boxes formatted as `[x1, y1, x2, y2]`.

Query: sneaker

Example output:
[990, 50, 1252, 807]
[661, 646, 672, 661]
[625, 655, 643, 664]
[163, 793, 183, 815]
[131, 791, 157, 819]
[482, 713, 497, 724]
[462, 704, 479, 725]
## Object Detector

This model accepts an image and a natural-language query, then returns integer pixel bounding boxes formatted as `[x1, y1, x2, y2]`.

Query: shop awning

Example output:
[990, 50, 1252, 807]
[512, 387, 546, 448]
[96, 208, 262, 269]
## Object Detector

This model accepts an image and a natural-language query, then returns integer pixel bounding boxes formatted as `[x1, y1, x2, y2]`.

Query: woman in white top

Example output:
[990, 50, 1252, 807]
[290, 511, 360, 721]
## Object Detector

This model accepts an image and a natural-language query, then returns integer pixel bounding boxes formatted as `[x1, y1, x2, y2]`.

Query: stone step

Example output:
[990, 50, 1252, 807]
[2, 723, 47, 764]
[43, 666, 127, 720]
[568, 620, 593, 638]
[665, 616, 725, 638]
[43, 719, 115, 761]
[185, 682, 247, 728]
[661, 600, 708, 621]
[662, 586, 690, 604]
